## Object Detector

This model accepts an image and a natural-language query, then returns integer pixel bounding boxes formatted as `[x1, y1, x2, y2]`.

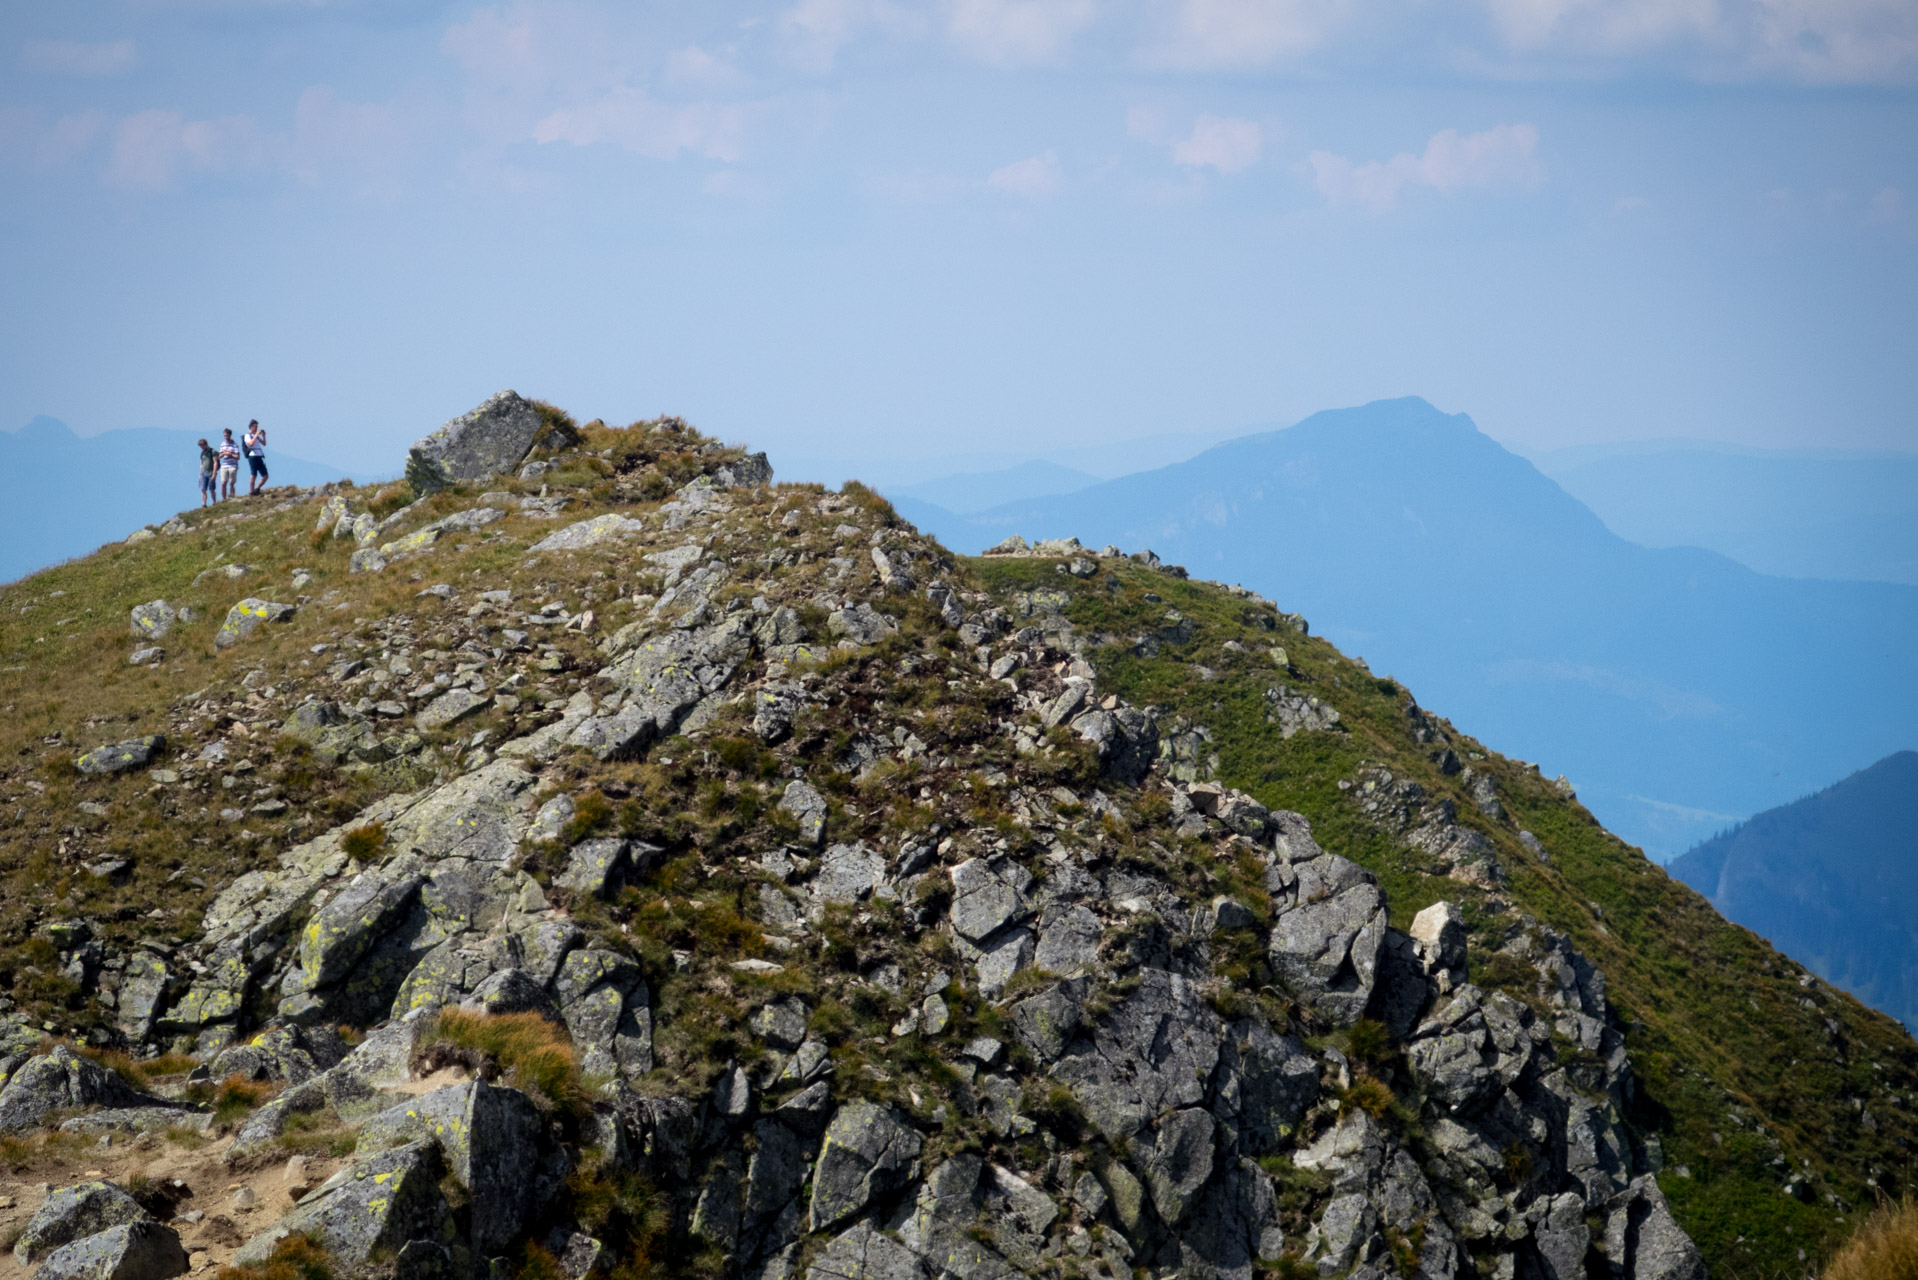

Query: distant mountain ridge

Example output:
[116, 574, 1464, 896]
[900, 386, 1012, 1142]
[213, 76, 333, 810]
[887, 459, 1098, 514]
[1, 416, 349, 585]
[1538, 442, 1918, 585]
[892, 397, 1918, 858]
[1671, 751, 1918, 1032]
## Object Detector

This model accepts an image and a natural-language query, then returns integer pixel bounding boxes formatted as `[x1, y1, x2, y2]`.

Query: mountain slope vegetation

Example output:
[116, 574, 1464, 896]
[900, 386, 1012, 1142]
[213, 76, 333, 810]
[888, 397, 1918, 861]
[0, 398, 1906, 1280]
[1672, 751, 1918, 1033]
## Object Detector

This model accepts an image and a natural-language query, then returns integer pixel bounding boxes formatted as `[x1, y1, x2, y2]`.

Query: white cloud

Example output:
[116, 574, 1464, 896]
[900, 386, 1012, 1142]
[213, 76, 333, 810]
[21, 39, 138, 77]
[946, 0, 1096, 66]
[1171, 114, 1261, 172]
[665, 45, 749, 88]
[106, 109, 268, 190]
[1743, 0, 1918, 83]
[1309, 123, 1540, 212]
[867, 169, 968, 203]
[1478, 0, 1718, 56]
[286, 87, 419, 191]
[1472, 0, 1918, 83]
[778, 0, 922, 72]
[1142, 0, 1351, 69]
[533, 89, 748, 162]
[988, 149, 1062, 197]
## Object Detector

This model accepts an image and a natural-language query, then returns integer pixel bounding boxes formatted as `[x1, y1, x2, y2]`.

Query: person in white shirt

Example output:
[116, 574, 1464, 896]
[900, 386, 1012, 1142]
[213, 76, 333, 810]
[243, 419, 269, 497]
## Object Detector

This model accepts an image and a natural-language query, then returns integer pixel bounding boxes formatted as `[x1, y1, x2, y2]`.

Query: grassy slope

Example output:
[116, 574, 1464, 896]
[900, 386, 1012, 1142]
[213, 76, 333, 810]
[972, 555, 1918, 1280]
[0, 417, 1910, 1279]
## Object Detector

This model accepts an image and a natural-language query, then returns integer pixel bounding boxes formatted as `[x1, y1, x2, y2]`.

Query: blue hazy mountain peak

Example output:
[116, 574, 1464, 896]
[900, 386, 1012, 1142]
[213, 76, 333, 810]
[13, 415, 78, 442]
[898, 396, 1917, 858]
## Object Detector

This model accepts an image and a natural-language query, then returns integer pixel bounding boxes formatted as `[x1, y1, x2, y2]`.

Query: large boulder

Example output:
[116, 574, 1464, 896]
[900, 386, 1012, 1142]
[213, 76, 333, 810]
[0, 1047, 157, 1133]
[1139, 1107, 1216, 1226]
[354, 1082, 569, 1254]
[809, 1101, 924, 1232]
[14, 1182, 150, 1263]
[1601, 1175, 1707, 1280]
[529, 514, 646, 553]
[209, 1024, 349, 1084]
[1266, 815, 1388, 1027]
[31, 1220, 186, 1280]
[75, 737, 164, 777]
[214, 599, 295, 649]
[1050, 968, 1223, 1140]
[406, 391, 549, 495]
[292, 868, 426, 993]
[282, 701, 384, 766]
[128, 601, 183, 642]
[234, 1139, 451, 1266]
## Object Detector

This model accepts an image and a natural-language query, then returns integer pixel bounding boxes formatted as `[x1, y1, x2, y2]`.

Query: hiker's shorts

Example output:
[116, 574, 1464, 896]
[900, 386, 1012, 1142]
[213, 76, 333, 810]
[247, 455, 268, 480]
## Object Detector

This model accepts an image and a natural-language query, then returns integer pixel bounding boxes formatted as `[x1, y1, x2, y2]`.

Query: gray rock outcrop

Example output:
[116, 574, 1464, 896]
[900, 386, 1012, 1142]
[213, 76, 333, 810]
[15, 1182, 151, 1264]
[31, 1220, 187, 1280]
[75, 737, 164, 777]
[406, 390, 549, 494]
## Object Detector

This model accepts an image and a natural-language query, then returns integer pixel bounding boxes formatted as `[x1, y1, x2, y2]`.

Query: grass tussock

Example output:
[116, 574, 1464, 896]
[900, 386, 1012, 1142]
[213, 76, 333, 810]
[417, 1009, 589, 1118]
[184, 1073, 279, 1127]
[217, 1233, 337, 1280]
[1824, 1198, 1918, 1280]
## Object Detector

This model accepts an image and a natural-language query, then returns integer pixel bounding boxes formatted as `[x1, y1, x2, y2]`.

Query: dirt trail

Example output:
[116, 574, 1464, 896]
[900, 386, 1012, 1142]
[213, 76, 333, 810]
[0, 1126, 348, 1275]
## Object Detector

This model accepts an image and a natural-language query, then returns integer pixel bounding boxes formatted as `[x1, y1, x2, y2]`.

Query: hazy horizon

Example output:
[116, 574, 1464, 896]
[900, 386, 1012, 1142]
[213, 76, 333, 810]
[3, 1, 1915, 483]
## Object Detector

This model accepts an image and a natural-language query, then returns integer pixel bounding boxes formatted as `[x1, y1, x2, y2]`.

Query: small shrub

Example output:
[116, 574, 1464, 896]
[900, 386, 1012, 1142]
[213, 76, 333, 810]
[339, 823, 386, 861]
[216, 1233, 336, 1280]
[1342, 1074, 1394, 1120]
[418, 1009, 587, 1118]
[1824, 1197, 1918, 1280]
[1345, 1019, 1392, 1070]
[561, 792, 615, 845]
[186, 1074, 276, 1127]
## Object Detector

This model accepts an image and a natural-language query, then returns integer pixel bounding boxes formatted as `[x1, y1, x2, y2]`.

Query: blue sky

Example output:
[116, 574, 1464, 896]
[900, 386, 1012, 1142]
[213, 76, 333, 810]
[2, 0, 1915, 482]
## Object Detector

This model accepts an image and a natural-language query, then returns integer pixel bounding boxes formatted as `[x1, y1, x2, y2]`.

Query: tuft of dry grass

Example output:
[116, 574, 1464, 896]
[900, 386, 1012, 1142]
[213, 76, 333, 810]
[183, 1072, 279, 1127]
[217, 1233, 336, 1280]
[1824, 1198, 1918, 1280]
[417, 1009, 588, 1117]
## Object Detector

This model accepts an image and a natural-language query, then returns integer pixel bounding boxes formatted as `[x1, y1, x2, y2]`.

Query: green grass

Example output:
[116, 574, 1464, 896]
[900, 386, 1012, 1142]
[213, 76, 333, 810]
[968, 551, 1918, 1279]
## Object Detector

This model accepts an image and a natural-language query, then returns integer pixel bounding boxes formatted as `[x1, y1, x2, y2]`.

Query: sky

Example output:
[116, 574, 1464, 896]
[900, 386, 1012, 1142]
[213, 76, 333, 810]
[2, 0, 1916, 483]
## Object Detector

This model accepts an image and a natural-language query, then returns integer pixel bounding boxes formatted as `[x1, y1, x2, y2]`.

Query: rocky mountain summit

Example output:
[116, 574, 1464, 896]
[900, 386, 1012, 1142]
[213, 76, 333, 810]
[0, 396, 1912, 1280]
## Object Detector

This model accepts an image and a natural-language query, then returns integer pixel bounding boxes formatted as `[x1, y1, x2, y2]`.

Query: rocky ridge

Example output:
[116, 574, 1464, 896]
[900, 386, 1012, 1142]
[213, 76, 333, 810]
[0, 395, 1907, 1280]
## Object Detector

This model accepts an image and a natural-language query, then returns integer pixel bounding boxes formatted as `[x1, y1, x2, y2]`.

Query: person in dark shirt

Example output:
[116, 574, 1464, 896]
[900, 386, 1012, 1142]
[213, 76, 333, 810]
[197, 438, 217, 507]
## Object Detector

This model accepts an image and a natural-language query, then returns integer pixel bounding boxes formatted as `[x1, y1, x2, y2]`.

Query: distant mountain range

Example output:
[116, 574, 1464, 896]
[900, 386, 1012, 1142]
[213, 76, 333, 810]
[0, 417, 349, 585]
[886, 460, 1099, 514]
[1672, 751, 1918, 1032]
[1537, 441, 1918, 586]
[887, 397, 1918, 858]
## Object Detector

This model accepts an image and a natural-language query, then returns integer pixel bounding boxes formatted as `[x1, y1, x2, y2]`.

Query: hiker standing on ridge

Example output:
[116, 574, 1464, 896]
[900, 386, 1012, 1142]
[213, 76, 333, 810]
[244, 419, 269, 496]
[217, 428, 241, 500]
[196, 438, 217, 507]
